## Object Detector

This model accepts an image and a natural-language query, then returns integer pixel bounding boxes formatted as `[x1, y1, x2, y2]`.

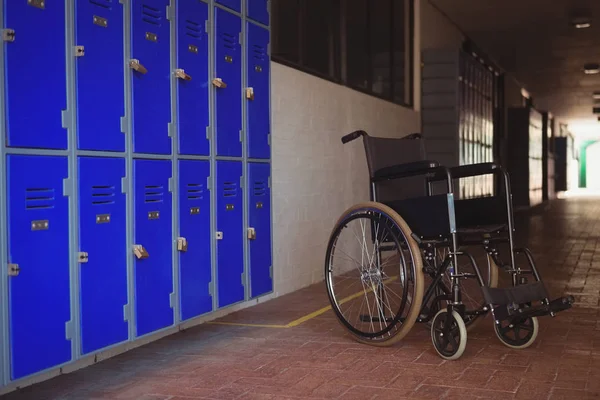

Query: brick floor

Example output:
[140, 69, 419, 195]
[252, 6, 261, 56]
[4, 197, 600, 399]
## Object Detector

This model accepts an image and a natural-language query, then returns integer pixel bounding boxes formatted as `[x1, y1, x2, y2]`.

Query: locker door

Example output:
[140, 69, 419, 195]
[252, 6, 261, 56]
[4, 2, 67, 150]
[78, 157, 128, 355]
[179, 160, 212, 320]
[246, 23, 270, 160]
[75, 0, 125, 152]
[133, 159, 173, 336]
[131, 0, 171, 155]
[177, 1, 210, 156]
[248, 163, 272, 297]
[214, 9, 242, 157]
[215, 0, 241, 13]
[247, 0, 269, 26]
[7, 156, 70, 380]
[216, 161, 244, 307]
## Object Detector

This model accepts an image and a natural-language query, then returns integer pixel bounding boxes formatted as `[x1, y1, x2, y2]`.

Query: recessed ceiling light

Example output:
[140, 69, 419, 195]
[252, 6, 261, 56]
[584, 63, 600, 74]
[571, 14, 592, 28]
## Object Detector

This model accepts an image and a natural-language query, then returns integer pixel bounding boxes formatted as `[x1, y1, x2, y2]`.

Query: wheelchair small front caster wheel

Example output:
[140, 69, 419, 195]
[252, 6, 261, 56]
[430, 309, 467, 360]
[494, 316, 538, 349]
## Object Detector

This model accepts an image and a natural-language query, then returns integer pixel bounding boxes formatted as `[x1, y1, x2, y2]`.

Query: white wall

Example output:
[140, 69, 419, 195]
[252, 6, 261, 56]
[420, 0, 464, 50]
[270, 62, 421, 296]
[587, 142, 600, 190]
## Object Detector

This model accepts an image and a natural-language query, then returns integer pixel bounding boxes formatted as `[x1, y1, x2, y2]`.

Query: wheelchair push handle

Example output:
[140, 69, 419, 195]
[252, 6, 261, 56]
[341, 130, 366, 144]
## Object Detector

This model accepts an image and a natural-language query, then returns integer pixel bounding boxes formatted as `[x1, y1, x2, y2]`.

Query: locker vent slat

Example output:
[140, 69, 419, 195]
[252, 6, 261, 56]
[145, 185, 164, 203]
[92, 185, 116, 205]
[142, 4, 162, 26]
[223, 182, 237, 197]
[26, 188, 55, 210]
[253, 181, 266, 196]
[253, 45, 266, 61]
[187, 183, 204, 200]
[186, 20, 202, 39]
[90, 0, 112, 9]
[222, 33, 236, 50]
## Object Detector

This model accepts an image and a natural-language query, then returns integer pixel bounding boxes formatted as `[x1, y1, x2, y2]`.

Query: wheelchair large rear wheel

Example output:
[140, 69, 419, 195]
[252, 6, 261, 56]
[325, 202, 424, 346]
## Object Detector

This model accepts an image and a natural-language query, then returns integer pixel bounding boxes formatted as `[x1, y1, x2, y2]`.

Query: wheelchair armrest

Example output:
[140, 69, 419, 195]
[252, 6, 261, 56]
[449, 163, 501, 179]
[373, 161, 440, 181]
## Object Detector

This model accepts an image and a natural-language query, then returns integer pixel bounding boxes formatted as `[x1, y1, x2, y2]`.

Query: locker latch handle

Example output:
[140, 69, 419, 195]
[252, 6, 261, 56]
[8, 263, 20, 277]
[246, 87, 255, 101]
[247, 227, 256, 240]
[212, 78, 227, 88]
[133, 244, 149, 259]
[175, 68, 192, 81]
[177, 237, 188, 252]
[129, 59, 148, 75]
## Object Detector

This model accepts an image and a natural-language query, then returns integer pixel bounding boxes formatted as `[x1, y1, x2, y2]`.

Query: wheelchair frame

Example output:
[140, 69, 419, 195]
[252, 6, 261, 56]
[324, 130, 574, 359]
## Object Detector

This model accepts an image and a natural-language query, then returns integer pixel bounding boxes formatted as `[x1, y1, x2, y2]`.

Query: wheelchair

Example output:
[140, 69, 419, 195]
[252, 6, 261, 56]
[324, 130, 574, 360]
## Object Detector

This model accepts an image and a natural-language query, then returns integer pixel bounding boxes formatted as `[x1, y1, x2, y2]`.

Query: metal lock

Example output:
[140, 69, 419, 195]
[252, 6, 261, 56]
[245, 87, 255, 101]
[2, 29, 15, 42]
[129, 59, 148, 75]
[247, 227, 256, 240]
[133, 245, 149, 260]
[93, 15, 108, 28]
[212, 78, 227, 88]
[28, 0, 45, 9]
[216, 231, 223, 240]
[175, 68, 192, 81]
[75, 46, 85, 57]
[78, 252, 89, 263]
[8, 264, 20, 277]
[177, 237, 188, 252]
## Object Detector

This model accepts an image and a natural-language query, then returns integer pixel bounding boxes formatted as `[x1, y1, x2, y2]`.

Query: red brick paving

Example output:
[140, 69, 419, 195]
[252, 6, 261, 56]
[3, 197, 600, 399]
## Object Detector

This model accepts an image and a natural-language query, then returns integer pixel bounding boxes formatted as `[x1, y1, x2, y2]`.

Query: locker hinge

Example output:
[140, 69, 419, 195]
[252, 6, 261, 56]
[75, 46, 85, 57]
[120, 116, 127, 134]
[239, 175, 244, 188]
[268, 176, 271, 188]
[63, 178, 73, 197]
[61, 109, 71, 130]
[206, 175, 211, 190]
[268, 133, 271, 146]
[65, 321, 74, 341]
[123, 304, 130, 321]
[166, 5, 175, 21]
[239, 32, 243, 45]
[168, 122, 176, 138]
[239, 130, 243, 143]
[241, 273, 245, 287]
[121, 177, 128, 194]
[270, 265, 273, 279]
[2, 29, 16, 42]
[169, 293, 176, 309]
[7, 263, 20, 277]
[205, 20, 210, 34]
[267, 42, 271, 56]
[168, 177, 174, 192]
[206, 126, 210, 140]
[208, 282, 214, 296]
[78, 252, 89, 263]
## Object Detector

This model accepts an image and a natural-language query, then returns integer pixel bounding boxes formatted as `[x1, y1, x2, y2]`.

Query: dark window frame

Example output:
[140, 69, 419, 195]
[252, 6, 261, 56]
[270, 0, 415, 109]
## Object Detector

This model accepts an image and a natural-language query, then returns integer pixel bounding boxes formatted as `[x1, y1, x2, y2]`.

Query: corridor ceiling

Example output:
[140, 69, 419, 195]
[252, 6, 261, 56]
[429, 0, 600, 134]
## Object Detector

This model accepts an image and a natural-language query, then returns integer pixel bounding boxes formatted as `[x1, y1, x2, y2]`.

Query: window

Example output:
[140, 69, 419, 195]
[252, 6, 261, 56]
[271, 0, 414, 107]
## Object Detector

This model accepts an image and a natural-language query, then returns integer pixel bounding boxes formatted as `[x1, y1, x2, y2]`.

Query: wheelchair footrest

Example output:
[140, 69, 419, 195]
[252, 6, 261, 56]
[493, 295, 574, 322]
[482, 281, 548, 306]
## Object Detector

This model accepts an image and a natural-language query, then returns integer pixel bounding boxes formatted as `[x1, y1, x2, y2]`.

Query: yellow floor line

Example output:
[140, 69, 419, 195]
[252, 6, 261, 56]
[208, 275, 399, 329]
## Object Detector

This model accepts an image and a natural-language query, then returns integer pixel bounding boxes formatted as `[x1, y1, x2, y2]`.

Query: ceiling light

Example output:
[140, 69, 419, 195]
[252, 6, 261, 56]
[584, 63, 600, 74]
[574, 21, 591, 28]
[571, 15, 592, 28]
[593, 92, 600, 99]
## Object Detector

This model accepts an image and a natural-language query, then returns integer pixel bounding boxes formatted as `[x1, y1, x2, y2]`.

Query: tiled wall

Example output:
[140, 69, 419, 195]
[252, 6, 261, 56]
[270, 62, 421, 296]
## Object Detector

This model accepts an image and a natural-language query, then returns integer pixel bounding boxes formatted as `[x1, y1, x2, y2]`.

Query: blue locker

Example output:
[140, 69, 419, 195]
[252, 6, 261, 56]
[7, 156, 70, 380]
[246, 23, 270, 160]
[215, 0, 241, 13]
[78, 157, 128, 355]
[75, 0, 125, 152]
[131, 0, 171, 155]
[216, 161, 244, 307]
[177, 1, 210, 156]
[214, 9, 242, 157]
[248, 163, 272, 297]
[133, 159, 173, 336]
[4, 2, 67, 149]
[179, 160, 212, 320]
[247, 0, 269, 26]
